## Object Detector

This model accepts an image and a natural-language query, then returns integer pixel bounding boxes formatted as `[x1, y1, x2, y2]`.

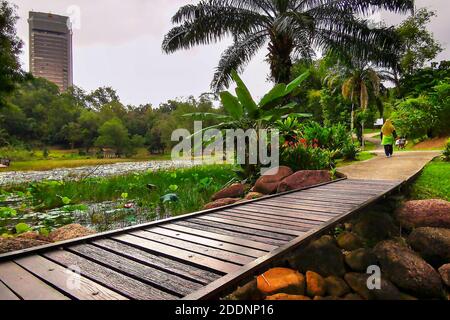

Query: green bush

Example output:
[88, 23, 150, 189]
[280, 139, 334, 171]
[0, 147, 36, 161]
[443, 139, 450, 162]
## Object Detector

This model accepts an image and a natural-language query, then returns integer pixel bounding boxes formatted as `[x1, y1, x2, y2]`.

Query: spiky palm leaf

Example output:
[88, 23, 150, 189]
[163, 0, 414, 91]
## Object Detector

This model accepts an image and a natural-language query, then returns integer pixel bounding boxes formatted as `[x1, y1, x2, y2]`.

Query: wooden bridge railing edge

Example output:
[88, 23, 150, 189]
[183, 179, 404, 300]
[0, 178, 348, 262]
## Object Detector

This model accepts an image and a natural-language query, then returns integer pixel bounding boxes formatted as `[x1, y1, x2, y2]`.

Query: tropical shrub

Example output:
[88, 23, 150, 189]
[443, 139, 450, 162]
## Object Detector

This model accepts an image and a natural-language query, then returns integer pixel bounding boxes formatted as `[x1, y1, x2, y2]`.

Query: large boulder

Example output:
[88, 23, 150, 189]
[344, 272, 402, 300]
[396, 199, 450, 230]
[353, 211, 398, 245]
[325, 276, 350, 297]
[374, 241, 444, 298]
[212, 184, 245, 201]
[345, 248, 378, 272]
[245, 192, 264, 200]
[306, 271, 326, 297]
[253, 166, 293, 195]
[265, 293, 311, 300]
[407, 227, 450, 266]
[277, 170, 331, 193]
[288, 235, 346, 277]
[438, 264, 450, 287]
[203, 198, 240, 210]
[336, 232, 364, 251]
[226, 279, 263, 300]
[48, 224, 95, 242]
[256, 268, 305, 296]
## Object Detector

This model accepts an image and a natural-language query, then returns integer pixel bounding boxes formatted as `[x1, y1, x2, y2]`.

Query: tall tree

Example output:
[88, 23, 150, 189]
[163, 0, 413, 91]
[0, 1, 23, 107]
[396, 7, 443, 76]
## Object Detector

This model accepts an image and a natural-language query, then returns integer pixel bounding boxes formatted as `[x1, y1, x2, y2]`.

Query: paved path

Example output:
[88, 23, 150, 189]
[339, 151, 441, 181]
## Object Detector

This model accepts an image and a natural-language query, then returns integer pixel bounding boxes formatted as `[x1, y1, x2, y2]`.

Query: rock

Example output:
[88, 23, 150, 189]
[0, 237, 49, 254]
[306, 271, 326, 297]
[203, 198, 240, 210]
[438, 264, 450, 287]
[399, 293, 418, 300]
[353, 211, 398, 245]
[277, 170, 331, 193]
[374, 240, 444, 298]
[342, 293, 363, 300]
[325, 276, 351, 297]
[245, 192, 264, 200]
[253, 166, 293, 194]
[336, 232, 364, 250]
[313, 296, 339, 300]
[48, 224, 95, 242]
[257, 268, 305, 296]
[288, 235, 346, 277]
[407, 227, 450, 266]
[226, 279, 263, 300]
[396, 199, 450, 230]
[345, 248, 378, 272]
[212, 184, 245, 201]
[344, 272, 402, 300]
[265, 293, 311, 300]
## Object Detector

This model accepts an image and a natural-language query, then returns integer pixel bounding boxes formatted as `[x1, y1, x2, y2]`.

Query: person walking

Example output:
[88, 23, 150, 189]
[380, 119, 397, 158]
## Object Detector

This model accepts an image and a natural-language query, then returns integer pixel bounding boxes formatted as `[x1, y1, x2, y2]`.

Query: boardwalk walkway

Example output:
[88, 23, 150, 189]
[0, 178, 402, 300]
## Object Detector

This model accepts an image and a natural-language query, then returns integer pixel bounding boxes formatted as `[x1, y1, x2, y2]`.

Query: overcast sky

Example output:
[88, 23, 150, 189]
[10, 0, 450, 107]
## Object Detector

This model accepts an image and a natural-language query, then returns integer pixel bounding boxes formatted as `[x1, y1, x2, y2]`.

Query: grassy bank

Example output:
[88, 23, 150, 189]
[409, 158, 450, 201]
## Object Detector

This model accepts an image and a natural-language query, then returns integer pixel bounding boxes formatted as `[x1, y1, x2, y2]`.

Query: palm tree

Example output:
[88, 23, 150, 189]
[162, 0, 413, 91]
[326, 62, 385, 148]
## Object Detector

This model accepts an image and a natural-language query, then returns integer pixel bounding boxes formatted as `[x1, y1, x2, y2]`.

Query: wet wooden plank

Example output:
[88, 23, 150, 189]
[15, 255, 126, 300]
[198, 216, 304, 237]
[68, 243, 200, 297]
[0, 261, 69, 300]
[44, 249, 176, 300]
[0, 280, 20, 300]
[175, 221, 285, 247]
[113, 234, 240, 274]
[222, 209, 325, 229]
[92, 238, 220, 285]
[147, 226, 266, 258]
[131, 230, 254, 265]
[238, 205, 333, 222]
[261, 199, 349, 214]
[210, 212, 311, 232]
[162, 224, 275, 252]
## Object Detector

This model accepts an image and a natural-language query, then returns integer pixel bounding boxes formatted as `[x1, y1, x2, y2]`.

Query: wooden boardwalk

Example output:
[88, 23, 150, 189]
[0, 178, 402, 300]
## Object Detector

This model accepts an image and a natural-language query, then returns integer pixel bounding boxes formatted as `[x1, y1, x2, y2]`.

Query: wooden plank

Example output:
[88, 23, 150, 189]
[210, 212, 312, 232]
[252, 201, 345, 215]
[147, 227, 266, 258]
[162, 224, 275, 252]
[313, 187, 383, 195]
[189, 218, 293, 242]
[239, 205, 333, 222]
[132, 230, 254, 265]
[282, 194, 367, 204]
[0, 280, 20, 300]
[0, 261, 69, 300]
[273, 197, 354, 208]
[113, 234, 240, 274]
[68, 243, 201, 296]
[44, 249, 176, 300]
[263, 199, 353, 212]
[92, 239, 220, 285]
[175, 221, 285, 247]
[223, 209, 326, 228]
[15, 255, 126, 300]
[198, 216, 304, 237]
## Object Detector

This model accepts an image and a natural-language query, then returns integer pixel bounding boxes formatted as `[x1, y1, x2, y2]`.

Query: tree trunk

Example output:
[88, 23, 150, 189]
[268, 33, 293, 84]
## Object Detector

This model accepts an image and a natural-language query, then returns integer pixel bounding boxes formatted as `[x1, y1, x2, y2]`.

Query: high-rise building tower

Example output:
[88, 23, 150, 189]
[28, 12, 73, 91]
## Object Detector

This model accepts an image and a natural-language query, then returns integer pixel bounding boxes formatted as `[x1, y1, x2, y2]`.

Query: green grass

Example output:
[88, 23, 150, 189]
[336, 151, 376, 168]
[363, 128, 379, 134]
[2, 165, 237, 214]
[410, 159, 450, 201]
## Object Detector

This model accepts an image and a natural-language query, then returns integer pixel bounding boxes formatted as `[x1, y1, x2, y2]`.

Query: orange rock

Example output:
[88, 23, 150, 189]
[266, 293, 311, 300]
[306, 271, 326, 297]
[245, 192, 264, 200]
[203, 198, 240, 210]
[48, 224, 95, 242]
[212, 184, 245, 201]
[257, 267, 305, 295]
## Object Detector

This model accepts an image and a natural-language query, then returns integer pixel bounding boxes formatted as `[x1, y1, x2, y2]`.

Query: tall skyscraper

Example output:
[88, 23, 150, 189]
[28, 12, 73, 91]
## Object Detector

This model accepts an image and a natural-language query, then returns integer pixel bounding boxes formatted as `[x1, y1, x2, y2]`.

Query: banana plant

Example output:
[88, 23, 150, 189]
[185, 70, 312, 136]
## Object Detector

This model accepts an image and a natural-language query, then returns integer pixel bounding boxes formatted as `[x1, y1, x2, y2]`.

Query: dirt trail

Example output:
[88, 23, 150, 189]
[339, 151, 441, 181]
